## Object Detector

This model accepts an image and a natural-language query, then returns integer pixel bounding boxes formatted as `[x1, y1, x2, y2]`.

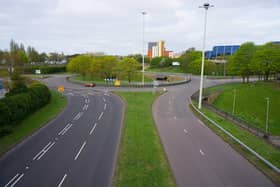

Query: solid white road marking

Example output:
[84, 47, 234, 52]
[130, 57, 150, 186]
[5, 174, 19, 187]
[58, 124, 72, 136]
[7, 173, 24, 187]
[33, 142, 52, 160]
[36, 142, 55, 160]
[90, 123, 98, 135]
[74, 141, 86, 160]
[200, 149, 205, 156]
[104, 104, 107, 110]
[98, 112, 104, 120]
[184, 129, 188, 134]
[58, 174, 67, 187]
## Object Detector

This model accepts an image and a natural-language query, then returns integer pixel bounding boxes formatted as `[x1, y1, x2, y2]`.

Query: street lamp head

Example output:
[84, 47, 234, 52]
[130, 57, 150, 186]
[199, 3, 214, 10]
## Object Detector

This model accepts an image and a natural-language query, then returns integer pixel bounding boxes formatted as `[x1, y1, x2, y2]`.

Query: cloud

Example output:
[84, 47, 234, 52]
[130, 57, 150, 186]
[0, 0, 279, 54]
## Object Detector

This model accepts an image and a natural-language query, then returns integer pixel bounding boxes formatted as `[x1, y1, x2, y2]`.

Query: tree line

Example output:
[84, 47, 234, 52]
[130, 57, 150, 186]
[0, 40, 65, 74]
[67, 55, 141, 83]
[227, 42, 280, 82]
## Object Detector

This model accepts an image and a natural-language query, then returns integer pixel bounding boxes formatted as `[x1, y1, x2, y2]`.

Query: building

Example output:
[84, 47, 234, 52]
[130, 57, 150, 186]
[147, 40, 173, 58]
[205, 45, 240, 59]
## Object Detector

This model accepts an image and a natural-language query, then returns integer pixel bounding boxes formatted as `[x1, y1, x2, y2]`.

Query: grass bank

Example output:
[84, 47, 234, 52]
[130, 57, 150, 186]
[114, 92, 175, 187]
[206, 81, 280, 135]
[190, 102, 280, 185]
[0, 91, 67, 156]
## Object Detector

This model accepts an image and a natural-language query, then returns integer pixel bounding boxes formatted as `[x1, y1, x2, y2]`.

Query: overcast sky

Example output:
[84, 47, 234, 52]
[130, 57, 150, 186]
[0, 0, 279, 55]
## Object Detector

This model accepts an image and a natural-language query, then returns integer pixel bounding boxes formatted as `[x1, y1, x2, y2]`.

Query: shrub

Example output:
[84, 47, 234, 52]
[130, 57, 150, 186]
[0, 84, 51, 133]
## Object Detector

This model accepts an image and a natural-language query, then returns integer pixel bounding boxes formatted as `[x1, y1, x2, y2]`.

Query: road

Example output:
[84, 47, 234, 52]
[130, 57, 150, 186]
[0, 76, 124, 187]
[153, 76, 276, 187]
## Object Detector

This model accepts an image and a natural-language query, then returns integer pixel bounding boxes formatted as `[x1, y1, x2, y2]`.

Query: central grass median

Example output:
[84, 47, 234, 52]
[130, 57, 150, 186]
[114, 92, 175, 187]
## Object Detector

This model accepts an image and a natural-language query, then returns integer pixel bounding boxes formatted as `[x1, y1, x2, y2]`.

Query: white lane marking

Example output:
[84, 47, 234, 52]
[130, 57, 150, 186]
[98, 112, 104, 120]
[82, 104, 88, 111]
[6, 173, 24, 187]
[184, 129, 188, 134]
[60, 124, 72, 136]
[33, 142, 52, 160]
[74, 141, 86, 160]
[104, 93, 110, 96]
[104, 104, 107, 110]
[199, 149, 205, 156]
[36, 142, 56, 160]
[58, 174, 67, 187]
[102, 97, 106, 102]
[25, 166, 29, 170]
[87, 99, 90, 103]
[58, 124, 72, 135]
[198, 119, 203, 125]
[90, 123, 98, 135]
[174, 116, 177, 120]
[5, 174, 19, 187]
[73, 112, 83, 120]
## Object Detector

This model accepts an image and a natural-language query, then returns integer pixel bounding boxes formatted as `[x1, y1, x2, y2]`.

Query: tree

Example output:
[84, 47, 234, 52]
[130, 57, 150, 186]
[67, 55, 92, 78]
[252, 42, 280, 80]
[118, 57, 141, 83]
[227, 42, 256, 83]
[180, 50, 201, 72]
[187, 58, 215, 75]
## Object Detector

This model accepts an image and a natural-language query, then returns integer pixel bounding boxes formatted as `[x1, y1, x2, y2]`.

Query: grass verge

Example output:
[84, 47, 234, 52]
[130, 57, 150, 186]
[190, 102, 280, 185]
[0, 90, 67, 156]
[206, 81, 280, 135]
[146, 67, 185, 73]
[114, 92, 175, 187]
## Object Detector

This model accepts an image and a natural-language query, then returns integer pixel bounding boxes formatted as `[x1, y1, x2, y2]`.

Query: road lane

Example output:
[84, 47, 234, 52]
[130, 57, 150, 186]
[153, 76, 276, 187]
[0, 77, 124, 187]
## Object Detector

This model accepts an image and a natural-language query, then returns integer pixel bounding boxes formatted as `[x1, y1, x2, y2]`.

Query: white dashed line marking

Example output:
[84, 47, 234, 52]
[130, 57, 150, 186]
[74, 141, 86, 160]
[90, 123, 98, 135]
[33, 141, 56, 160]
[5, 173, 24, 187]
[58, 174, 67, 187]
[104, 104, 107, 110]
[58, 124, 72, 136]
[102, 97, 106, 102]
[98, 112, 104, 120]
[184, 129, 188, 134]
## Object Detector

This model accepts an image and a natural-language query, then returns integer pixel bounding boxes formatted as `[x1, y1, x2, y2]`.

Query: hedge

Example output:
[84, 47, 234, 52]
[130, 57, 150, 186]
[0, 84, 51, 128]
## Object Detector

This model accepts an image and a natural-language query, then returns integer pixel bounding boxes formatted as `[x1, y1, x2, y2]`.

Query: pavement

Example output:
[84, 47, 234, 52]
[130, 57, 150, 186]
[0, 76, 124, 187]
[153, 76, 276, 187]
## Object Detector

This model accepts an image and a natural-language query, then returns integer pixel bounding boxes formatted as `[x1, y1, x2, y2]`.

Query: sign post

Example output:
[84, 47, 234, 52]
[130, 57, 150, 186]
[57, 85, 65, 97]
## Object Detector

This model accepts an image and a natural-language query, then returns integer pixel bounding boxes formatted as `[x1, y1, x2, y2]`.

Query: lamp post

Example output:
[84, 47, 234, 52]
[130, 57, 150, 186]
[232, 89, 236, 114]
[141, 11, 147, 85]
[265, 97, 270, 134]
[198, 3, 214, 109]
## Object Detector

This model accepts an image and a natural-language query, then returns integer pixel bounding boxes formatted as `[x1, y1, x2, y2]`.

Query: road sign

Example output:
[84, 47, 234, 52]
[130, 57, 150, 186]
[114, 80, 120, 86]
[35, 69, 41, 74]
[57, 85, 64, 93]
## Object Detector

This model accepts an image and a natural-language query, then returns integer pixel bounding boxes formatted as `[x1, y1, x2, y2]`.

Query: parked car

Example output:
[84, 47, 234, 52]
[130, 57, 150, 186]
[84, 83, 96, 87]
[156, 74, 168, 81]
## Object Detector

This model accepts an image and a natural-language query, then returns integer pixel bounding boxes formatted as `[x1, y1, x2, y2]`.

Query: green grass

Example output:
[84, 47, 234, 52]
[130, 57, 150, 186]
[73, 73, 153, 85]
[206, 81, 280, 135]
[146, 66, 185, 73]
[114, 92, 175, 187]
[0, 91, 67, 156]
[190, 103, 280, 185]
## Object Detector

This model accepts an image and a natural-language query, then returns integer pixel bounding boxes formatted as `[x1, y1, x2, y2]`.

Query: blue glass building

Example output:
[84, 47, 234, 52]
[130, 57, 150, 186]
[205, 45, 240, 59]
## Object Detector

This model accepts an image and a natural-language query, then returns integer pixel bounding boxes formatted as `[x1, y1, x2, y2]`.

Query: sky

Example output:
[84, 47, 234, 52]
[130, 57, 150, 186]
[0, 0, 280, 55]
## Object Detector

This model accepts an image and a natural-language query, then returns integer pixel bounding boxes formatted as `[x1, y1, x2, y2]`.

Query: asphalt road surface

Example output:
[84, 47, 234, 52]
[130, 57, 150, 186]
[0, 76, 124, 187]
[153, 76, 276, 187]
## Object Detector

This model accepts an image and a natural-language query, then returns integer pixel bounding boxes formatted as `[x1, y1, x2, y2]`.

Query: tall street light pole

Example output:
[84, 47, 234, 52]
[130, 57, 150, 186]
[198, 3, 214, 109]
[142, 11, 147, 85]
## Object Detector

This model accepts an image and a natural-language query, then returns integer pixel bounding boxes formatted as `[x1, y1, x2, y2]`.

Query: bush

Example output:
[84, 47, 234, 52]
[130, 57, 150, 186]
[0, 84, 51, 133]
[24, 66, 66, 74]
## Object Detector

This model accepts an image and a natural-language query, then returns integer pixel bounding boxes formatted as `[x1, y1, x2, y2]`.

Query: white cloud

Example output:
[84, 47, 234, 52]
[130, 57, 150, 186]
[0, 0, 279, 54]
